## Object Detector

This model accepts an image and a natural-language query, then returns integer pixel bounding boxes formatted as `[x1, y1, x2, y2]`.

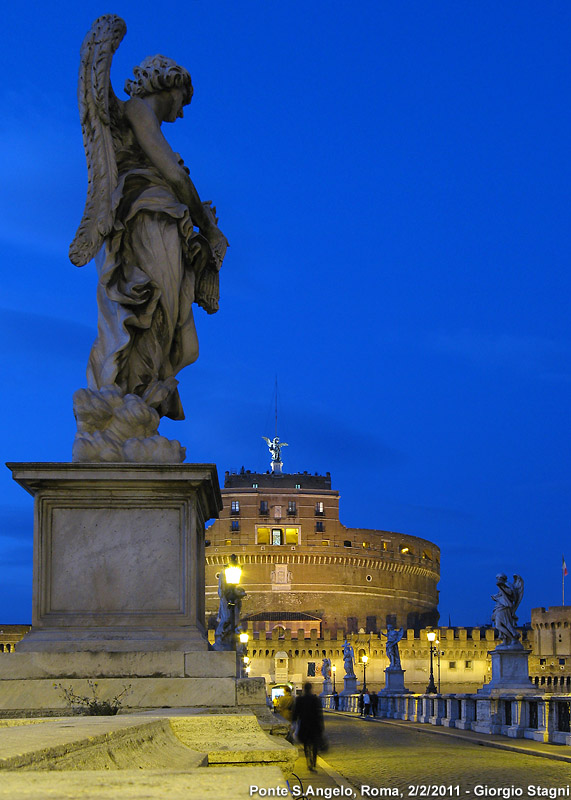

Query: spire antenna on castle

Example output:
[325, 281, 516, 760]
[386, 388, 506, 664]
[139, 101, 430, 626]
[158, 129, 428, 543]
[262, 377, 288, 473]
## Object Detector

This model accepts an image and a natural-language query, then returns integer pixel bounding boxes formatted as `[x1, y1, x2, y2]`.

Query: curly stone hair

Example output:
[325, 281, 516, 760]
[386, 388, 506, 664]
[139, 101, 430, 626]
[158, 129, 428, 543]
[125, 55, 193, 103]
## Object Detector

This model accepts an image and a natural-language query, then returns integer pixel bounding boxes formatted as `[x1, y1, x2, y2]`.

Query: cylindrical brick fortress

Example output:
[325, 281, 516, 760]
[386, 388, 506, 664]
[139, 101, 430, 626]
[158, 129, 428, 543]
[205, 470, 439, 633]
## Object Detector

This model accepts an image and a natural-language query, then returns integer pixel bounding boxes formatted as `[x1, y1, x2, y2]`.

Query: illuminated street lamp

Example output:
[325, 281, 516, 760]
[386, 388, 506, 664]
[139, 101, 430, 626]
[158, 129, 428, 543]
[224, 554, 242, 591]
[361, 654, 368, 690]
[332, 664, 336, 693]
[215, 555, 245, 653]
[426, 630, 437, 694]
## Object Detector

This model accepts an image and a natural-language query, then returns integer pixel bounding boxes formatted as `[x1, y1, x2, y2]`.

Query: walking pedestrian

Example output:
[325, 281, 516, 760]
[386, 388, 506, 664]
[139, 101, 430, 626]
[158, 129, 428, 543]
[292, 682, 324, 772]
[371, 691, 378, 717]
[363, 690, 371, 717]
[358, 691, 364, 716]
[333, 690, 339, 710]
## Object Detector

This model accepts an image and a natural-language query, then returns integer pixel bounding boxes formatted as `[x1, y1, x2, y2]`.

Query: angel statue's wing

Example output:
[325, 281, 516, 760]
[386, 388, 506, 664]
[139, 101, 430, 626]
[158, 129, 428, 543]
[262, 437, 271, 446]
[512, 575, 524, 614]
[69, 15, 127, 267]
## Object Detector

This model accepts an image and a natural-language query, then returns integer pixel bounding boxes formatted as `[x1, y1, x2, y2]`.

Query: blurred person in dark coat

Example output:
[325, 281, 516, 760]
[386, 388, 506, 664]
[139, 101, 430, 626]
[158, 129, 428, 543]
[292, 682, 324, 772]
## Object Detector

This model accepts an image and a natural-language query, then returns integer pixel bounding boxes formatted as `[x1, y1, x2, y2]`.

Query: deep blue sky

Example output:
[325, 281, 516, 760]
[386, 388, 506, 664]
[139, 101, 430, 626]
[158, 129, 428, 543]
[1, 2, 569, 627]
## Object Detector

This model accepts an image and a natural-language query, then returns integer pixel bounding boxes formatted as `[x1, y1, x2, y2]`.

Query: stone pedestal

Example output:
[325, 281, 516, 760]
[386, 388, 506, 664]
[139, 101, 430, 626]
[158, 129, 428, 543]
[477, 644, 534, 695]
[340, 675, 357, 695]
[320, 679, 332, 696]
[380, 667, 409, 694]
[8, 463, 221, 653]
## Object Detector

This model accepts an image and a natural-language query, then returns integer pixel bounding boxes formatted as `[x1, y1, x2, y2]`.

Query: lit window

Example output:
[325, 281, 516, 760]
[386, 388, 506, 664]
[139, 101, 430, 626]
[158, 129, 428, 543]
[315, 502, 324, 516]
[287, 501, 297, 515]
[272, 528, 283, 545]
[231, 520, 240, 532]
[252, 482, 258, 488]
[362, 541, 370, 549]
[321, 539, 330, 547]
[295, 483, 301, 489]
[225, 539, 232, 546]
[422, 550, 432, 560]
[285, 527, 299, 545]
[400, 546, 411, 554]
[257, 527, 270, 544]
[380, 542, 388, 551]
[231, 500, 240, 514]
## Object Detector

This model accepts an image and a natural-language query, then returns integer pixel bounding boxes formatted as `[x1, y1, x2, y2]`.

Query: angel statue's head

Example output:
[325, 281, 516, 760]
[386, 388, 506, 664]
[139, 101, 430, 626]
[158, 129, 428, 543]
[125, 55, 193, 105]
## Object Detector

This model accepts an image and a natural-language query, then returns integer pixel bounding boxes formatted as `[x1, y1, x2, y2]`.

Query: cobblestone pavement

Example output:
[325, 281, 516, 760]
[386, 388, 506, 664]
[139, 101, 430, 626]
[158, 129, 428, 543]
[314, 715, 571, 799]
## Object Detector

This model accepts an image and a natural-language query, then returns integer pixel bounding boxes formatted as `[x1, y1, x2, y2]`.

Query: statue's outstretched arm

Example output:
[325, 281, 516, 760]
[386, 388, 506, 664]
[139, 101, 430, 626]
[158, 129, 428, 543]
[124, 97, 220, 237]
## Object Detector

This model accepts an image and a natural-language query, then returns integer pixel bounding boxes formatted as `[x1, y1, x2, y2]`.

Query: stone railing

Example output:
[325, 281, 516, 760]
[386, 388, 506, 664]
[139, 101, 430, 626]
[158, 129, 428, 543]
[322, 692, 571, 746]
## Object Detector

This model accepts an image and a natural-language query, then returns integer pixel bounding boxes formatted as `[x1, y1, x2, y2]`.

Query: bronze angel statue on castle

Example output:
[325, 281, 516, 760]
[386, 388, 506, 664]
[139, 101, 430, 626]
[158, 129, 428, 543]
[70, 15, 227, 463]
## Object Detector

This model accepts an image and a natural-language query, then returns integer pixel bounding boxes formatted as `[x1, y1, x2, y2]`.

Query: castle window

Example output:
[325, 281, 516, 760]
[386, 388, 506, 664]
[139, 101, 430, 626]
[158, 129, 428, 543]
[560, 659, 566, 665]
[321, 540, 330, 547]
[347, 617, 358, 634]
[362, 541, 370, 549]
[315, 521, 324, 533]
[231, 500, 240, 515]
[225, 539, 232, 546]
[252, 482, 258, 488]
[400, 546, 411, 555]
[231, 520, 240, 532]
[257, 527, 270, 545]
[295, 483, 301, 489]
[465, 660, 473, 669]
[380, 542, 388, 550]
[315, 502, 324, 516]
[422, 550, 432, 560]
[449, 661, 457, 670]
[285, 527, 299, 545]
[272, 528, 283, 545]
[259, 501, 269, 515]
[287, 501, 297, 515]
[307, 662, 316, 677]
[343, 540, 352, 547]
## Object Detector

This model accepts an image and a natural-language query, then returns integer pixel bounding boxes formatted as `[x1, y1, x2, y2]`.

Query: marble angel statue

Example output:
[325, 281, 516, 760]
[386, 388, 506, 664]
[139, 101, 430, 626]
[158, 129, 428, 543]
[70, 15, 228, 463]
[491, 574, 524, 646]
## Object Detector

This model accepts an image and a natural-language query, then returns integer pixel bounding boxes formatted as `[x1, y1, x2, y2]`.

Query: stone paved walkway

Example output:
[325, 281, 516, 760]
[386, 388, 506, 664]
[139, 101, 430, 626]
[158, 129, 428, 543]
[314, 713, 571, 799]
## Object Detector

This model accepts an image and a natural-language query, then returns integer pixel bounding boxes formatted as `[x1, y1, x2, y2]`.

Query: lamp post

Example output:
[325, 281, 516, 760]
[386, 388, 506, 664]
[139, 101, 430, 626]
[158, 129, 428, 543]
[239, 631, 249, 678]
[215, 554, 245, 653]
[332, 664, 336, 693]
[362, 654, 368, 691]
[435, 635, 441, 694]
[426, 630, 437, 694]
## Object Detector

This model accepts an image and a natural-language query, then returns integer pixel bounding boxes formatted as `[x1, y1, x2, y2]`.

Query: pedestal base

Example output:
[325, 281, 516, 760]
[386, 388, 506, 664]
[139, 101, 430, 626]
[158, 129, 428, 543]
[8, 463, 221, 653]
[320, 679, 333, 696]
[380, 668, 409, 693]
[477, 644, 534, 695]
[340, 676, 357, 695]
